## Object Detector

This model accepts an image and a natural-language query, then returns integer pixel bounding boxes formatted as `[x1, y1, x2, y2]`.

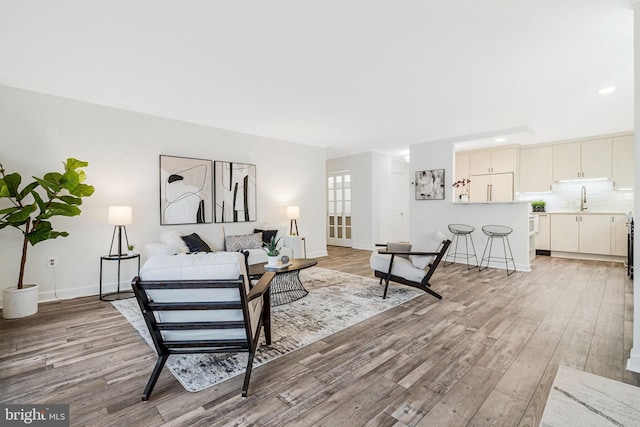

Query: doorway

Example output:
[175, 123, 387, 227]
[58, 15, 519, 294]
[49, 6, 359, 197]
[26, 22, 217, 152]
[390, 170, 409, 242]
[327, 171, 352, 247]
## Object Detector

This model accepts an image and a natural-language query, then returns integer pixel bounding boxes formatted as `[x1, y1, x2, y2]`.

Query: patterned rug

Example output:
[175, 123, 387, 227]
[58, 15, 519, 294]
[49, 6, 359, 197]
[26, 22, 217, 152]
[112, 267, 422, 393]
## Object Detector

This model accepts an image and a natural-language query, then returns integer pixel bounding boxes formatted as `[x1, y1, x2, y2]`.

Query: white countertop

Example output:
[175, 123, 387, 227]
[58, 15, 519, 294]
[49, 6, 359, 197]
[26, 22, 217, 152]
[531, 211, 628, 215]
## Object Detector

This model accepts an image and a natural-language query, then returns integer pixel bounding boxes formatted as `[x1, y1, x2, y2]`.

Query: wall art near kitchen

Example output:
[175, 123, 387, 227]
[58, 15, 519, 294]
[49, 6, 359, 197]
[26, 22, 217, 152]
[214, 161, 257, 223]
[159, 155, 213, 225]
[415, 169, 445, 200]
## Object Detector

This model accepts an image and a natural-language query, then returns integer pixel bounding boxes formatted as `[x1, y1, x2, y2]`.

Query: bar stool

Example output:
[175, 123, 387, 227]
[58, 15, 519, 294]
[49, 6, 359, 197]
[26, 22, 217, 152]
[479, 225, 516, 276]
[444, 224, 478, 269]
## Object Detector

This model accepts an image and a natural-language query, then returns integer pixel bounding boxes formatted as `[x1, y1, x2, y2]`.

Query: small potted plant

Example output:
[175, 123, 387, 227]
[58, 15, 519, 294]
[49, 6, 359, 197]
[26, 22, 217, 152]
[263, 236, 282, 266]
[127, 244, 135, 256]
[531, 200, 546, 212]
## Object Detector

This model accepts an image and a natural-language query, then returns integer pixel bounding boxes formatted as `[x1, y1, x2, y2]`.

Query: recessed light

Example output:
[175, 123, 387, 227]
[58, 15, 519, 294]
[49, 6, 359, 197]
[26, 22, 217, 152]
[495, 137, 506, 142]
[598, 87, 616, 95]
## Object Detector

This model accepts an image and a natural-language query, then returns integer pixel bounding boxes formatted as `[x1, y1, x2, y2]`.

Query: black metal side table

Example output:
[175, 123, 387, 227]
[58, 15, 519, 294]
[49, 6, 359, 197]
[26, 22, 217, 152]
[100, 254, 140, 300]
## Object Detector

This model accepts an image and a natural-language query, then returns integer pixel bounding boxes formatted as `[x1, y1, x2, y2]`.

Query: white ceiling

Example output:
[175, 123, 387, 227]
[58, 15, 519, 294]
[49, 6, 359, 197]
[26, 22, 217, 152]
[0, 1, 634, 159]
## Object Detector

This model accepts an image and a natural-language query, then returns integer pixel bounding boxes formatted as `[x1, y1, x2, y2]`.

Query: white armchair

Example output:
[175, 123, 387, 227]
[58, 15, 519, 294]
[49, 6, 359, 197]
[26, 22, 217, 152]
[370, 229, 451, 300]
[132, 251, 275, 400]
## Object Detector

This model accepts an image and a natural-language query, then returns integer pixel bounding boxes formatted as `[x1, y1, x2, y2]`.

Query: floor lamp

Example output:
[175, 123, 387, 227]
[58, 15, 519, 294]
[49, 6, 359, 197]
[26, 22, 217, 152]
[287, 205, 300, 236]
[108, 206, 132, 257]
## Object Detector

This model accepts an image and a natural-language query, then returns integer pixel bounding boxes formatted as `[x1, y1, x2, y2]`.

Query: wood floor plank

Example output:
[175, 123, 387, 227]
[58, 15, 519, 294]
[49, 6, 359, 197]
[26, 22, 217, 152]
[467, 389, 528, 427]
[414, 365, 502, 427]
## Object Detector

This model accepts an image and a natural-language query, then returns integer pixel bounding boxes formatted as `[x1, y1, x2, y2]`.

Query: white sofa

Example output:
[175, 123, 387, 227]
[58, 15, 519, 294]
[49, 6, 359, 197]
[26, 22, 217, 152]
[142, 224, 293, 266]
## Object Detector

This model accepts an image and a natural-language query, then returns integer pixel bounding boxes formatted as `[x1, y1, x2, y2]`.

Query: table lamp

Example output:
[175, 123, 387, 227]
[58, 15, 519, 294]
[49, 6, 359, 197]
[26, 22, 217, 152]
[108, 206, 132, 256]
[287, 205, 300, 236]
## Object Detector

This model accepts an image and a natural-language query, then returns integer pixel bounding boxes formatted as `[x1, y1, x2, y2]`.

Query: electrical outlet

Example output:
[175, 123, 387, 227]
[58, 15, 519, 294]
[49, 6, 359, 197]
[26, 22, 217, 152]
[47, 256, 58, 268]
[561, 201, 568, 208]
[624, 193, 633, 200]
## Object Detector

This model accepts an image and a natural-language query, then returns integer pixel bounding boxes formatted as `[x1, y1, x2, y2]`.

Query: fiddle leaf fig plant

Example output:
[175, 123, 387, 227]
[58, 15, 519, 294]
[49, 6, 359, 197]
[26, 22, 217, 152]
[0, 158, 95, 289]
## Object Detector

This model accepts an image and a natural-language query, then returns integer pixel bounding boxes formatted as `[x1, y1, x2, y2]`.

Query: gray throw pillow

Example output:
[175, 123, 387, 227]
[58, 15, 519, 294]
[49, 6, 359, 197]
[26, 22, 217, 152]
[386, 242, 412, 259]
[225, 233, 263, 252]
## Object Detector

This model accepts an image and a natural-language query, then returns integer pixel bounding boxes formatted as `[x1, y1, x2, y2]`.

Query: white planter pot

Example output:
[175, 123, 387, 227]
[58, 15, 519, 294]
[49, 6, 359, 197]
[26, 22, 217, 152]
[267, 256, 279, 266]
[2, 284, 39, 319]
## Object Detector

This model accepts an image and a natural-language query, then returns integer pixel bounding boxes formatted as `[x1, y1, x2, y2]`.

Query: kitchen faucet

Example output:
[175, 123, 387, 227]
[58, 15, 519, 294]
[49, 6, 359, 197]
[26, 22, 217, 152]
[580, 186, 587, 211]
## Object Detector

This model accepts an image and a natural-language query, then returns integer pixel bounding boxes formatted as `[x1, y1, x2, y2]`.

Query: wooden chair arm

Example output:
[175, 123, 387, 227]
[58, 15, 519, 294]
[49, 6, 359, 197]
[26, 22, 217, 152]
[247, 271, 275, 302]
[378, 250, 439, 256]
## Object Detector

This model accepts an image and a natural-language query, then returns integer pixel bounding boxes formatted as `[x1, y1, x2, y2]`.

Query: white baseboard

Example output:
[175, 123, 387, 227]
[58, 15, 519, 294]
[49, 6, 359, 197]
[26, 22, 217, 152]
[550, 251, 626, 263]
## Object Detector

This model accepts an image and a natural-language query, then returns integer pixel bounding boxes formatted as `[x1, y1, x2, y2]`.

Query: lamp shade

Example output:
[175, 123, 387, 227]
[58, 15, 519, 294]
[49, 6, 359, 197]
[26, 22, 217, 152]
[286, 205, 300, 220]
[108, 206, 133, 225]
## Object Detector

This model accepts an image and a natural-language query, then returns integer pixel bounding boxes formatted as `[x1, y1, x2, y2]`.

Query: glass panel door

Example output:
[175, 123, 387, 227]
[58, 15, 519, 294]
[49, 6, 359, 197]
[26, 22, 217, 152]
[327, 171, 352, 246]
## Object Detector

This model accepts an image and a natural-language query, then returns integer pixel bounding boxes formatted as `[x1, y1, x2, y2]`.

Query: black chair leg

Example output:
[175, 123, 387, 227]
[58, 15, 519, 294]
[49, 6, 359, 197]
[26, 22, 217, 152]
[242, 353, 255, 397]
[142, 355, 169, 401]
[383, 279, 390, 299]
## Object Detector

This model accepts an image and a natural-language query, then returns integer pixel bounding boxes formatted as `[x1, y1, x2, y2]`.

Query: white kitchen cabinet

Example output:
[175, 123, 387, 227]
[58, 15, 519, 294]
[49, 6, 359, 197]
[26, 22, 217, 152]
[534, 213, 550, 251]
[612, 134, 634, 189]
[553, 143, 581, 181]
[550, 215, 580, 252]
[582, 138, 612, 179]
[469, 148, 516, 175]
[579, 215, 611, 255]
[469, 173, 513, 202]
[520, 145, 553, 193]
[553, 138, 612, 181]
[610, 214, 628, 257]
[550, 214, 611, 255]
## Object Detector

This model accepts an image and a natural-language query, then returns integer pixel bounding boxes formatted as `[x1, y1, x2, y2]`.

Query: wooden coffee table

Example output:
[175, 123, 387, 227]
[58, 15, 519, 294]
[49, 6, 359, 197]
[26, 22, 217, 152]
[248, 258, 318, 306]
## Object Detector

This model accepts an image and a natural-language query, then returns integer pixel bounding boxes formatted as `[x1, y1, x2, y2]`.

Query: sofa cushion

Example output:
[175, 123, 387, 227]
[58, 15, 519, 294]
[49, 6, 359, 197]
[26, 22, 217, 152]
[225, 232, 263, 252]
[160, 230, 189, 253]
[254, 229, 278, 244]
[410, 229, 445, 269]
[181, 232, 212, 253]
[369, 250, 427, 283]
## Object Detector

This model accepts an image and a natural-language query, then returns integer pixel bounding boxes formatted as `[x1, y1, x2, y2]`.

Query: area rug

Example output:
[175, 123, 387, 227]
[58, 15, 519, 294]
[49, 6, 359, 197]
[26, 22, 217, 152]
[112, 266, 423, 393]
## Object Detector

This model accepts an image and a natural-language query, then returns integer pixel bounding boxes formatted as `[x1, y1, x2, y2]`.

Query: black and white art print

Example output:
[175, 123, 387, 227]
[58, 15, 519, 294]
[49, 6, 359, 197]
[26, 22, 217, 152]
[214, 161, 257, 223]
[159, 155, 213, 225]
[415, 169, 445, 200]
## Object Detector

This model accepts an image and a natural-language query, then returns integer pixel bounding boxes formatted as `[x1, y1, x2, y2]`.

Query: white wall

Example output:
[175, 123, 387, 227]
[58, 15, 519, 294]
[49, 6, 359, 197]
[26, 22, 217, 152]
[0, 85, 327, 305]
[410, 141, 531, 271]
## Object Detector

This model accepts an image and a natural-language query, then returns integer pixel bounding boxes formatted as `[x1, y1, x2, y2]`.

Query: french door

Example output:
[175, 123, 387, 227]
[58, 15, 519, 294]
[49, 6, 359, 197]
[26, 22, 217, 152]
[327, 171, 352, 246]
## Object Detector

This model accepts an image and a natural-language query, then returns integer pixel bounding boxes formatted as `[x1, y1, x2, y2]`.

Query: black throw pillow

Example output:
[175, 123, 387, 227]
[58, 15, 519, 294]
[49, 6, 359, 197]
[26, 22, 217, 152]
[254, 229, 278, 244]
[181, 233, 212, 253]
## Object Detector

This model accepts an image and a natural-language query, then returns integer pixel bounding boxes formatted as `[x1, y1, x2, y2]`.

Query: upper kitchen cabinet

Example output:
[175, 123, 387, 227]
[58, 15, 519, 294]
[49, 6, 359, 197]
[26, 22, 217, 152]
[520, 145, 553, 193]
[469, 148, 516, 175]
[553, 138, 612, 181]
[612, 134, 634, 189]
[469, 172, 514, 202]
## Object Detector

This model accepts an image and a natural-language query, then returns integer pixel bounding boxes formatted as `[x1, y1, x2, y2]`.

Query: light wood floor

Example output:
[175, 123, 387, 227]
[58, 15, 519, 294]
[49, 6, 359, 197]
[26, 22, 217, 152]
[1, 247, 638, 426]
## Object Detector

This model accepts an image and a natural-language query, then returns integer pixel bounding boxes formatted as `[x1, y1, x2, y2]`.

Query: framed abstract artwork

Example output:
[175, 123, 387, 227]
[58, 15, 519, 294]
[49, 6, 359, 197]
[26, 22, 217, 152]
[415, 169, 445, 200]
[214, 161, 257, 223]
[159, 155, 213, 225]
